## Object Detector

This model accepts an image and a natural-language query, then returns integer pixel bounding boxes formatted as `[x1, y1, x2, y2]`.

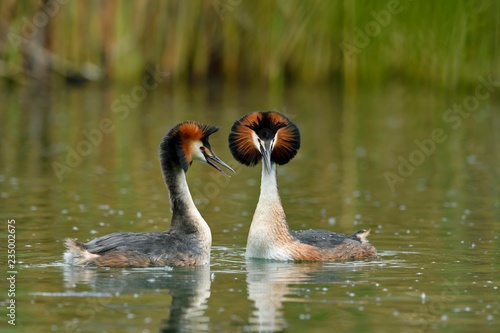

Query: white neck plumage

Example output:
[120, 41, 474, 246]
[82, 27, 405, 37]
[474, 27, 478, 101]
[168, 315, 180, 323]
[165, 163, 211, 241]
[246, 162, 295, 260]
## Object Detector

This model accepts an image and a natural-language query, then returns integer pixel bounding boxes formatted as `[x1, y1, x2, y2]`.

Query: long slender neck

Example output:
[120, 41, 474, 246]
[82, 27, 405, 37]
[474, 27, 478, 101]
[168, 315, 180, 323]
[257, 164, 283, 215]
[161, 158, 208, 235]
[248, 163, 294, 252]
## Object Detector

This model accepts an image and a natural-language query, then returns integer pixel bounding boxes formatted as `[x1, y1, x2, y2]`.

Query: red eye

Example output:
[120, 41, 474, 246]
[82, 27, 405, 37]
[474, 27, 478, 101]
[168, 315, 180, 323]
[200, 147, 205, 151]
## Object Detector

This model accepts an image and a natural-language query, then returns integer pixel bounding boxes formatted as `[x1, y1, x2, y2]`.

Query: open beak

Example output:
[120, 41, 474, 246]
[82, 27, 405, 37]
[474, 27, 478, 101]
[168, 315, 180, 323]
[203, 151, 235, 176]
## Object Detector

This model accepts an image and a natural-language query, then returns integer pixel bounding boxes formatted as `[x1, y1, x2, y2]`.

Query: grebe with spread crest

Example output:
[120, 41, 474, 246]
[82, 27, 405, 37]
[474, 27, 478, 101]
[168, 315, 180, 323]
[228, 111, 377, 261]
[64, 121, 234, 267]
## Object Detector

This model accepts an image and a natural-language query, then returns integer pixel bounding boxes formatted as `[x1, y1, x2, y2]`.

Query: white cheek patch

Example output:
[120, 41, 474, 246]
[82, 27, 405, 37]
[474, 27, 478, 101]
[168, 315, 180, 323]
[190, 141, 206, 162]
[272, 130, 279, 151]
[251, 131, 261, 151]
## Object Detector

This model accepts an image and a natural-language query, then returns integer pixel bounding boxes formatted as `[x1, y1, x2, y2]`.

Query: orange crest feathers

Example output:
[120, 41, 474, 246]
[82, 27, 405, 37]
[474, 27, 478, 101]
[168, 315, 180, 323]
[228, 111, 300, 166]
[160, 121, 219, 172]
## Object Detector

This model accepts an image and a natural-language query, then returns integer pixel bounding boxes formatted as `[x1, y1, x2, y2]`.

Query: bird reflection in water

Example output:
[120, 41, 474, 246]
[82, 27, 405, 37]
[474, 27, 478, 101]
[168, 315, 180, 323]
[246, 261, 373, 332]
[63, 265, 211, 332]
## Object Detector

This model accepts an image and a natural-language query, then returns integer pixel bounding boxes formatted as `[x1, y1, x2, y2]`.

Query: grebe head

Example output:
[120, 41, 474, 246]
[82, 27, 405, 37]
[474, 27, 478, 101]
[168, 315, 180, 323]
[228, 112, 300, 170]
[163, 121, 235, 175]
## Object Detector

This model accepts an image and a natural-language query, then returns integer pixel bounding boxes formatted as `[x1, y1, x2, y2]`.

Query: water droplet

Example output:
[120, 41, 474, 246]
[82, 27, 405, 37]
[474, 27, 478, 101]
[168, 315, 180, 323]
[466, 155, 477, 164]
[355, 147, 366, 157]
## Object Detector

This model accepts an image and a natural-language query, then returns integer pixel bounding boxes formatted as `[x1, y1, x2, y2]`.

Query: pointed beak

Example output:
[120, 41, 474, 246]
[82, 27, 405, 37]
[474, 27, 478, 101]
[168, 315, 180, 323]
[260, 140, 273, 172]
[203, 150, 235, 176]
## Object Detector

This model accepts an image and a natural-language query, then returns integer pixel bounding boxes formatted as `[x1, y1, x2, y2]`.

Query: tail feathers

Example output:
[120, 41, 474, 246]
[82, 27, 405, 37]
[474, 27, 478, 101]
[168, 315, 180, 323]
[349, 229, 371, 244]
[64, 238, 99, 266]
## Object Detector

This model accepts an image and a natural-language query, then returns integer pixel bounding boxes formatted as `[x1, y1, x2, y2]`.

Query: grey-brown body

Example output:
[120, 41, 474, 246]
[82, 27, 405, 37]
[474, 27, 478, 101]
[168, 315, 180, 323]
[64, 121, 232, 267]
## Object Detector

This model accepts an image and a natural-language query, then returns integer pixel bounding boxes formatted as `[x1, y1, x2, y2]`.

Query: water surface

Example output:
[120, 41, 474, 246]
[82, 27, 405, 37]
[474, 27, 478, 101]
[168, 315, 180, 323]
[0, 83, 498, 332]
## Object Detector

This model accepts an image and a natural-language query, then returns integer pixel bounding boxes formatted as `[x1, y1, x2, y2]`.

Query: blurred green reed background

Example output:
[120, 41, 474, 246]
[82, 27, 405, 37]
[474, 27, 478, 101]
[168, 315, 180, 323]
[1, 0, 499, 89]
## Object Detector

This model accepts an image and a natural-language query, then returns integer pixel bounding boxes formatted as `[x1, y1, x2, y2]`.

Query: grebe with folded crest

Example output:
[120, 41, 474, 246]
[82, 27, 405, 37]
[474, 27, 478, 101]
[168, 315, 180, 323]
[229, 111, 377, 261]
[64, 121, 234, 267]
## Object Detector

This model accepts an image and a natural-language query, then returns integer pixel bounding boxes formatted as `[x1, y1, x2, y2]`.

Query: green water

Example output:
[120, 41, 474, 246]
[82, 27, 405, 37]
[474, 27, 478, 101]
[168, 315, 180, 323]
[0, 83, 499, 332]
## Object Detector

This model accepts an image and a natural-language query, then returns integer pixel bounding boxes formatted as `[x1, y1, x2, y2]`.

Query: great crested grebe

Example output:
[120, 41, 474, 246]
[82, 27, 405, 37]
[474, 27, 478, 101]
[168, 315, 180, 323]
[64, 121, 234, 267]
[229, 111, 377, 261]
